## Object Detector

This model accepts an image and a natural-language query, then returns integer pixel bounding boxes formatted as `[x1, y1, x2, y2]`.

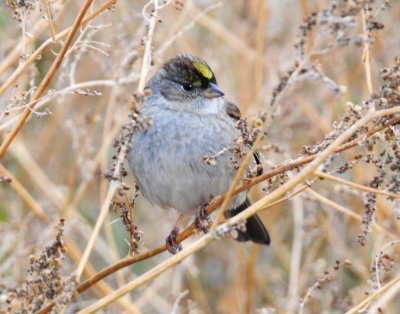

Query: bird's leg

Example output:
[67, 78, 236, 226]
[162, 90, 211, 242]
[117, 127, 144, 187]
[195, 203, 212, 234]
[165, 214, 184, 254]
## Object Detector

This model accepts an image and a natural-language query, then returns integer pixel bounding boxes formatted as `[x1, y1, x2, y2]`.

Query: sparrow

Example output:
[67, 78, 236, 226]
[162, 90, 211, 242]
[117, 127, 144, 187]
[128, 54, 270, 253]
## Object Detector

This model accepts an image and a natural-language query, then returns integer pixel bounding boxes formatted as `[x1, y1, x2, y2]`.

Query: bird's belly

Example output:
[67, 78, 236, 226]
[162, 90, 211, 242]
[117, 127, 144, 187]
[133, 135, 235, 212]
[155, 157, 231, 212]
[130, 112, 245, 213]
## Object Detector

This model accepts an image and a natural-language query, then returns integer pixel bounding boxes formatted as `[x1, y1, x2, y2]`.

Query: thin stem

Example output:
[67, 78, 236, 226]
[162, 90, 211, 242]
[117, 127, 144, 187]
[361, 6, 374, 97]
[345, 275, 400, 314]
[43, 0, 56, 41]
[315, 170, 400, 198]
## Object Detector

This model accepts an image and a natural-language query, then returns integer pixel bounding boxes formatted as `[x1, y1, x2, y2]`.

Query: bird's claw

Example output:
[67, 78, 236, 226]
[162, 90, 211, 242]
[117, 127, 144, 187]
[165, 230, 182, 254]
[165, 214, 184, 254]
[195, 204, 211, 234]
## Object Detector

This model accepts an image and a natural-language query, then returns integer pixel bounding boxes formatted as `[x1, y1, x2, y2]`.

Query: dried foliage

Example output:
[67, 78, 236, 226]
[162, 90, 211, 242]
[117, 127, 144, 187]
[2, 219, 76, 313]
[0, 0, 399, 313]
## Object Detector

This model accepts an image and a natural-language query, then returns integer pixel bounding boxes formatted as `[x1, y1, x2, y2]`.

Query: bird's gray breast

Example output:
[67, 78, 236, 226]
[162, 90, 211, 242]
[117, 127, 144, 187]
[129, 107, 244, 213]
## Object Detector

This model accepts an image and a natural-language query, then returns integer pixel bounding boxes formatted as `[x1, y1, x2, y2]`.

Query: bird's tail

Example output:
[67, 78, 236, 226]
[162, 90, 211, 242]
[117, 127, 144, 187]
[224, 198, 271, 245]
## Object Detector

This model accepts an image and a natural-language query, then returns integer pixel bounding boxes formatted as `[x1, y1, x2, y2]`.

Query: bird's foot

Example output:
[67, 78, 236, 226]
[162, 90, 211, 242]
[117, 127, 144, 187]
[165, 232, 182, 254]
[194, 204, 211, 234]
[165, 214, 184, 254]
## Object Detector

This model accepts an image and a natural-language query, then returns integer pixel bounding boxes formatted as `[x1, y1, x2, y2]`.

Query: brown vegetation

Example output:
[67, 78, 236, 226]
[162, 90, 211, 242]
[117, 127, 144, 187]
[0, 0, 399, 313]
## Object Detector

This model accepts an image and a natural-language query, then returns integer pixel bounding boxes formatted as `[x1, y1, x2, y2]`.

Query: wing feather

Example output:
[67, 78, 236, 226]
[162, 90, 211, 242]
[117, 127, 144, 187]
[224, 101, 263, 176]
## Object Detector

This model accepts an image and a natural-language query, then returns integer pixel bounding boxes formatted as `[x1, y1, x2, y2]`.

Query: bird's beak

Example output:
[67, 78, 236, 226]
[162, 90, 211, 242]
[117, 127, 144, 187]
[204, 83, 225, 99]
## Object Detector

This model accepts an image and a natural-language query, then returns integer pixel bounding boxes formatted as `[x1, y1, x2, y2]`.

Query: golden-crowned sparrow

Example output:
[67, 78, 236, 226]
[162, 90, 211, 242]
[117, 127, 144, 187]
[128, 54, 270, 253]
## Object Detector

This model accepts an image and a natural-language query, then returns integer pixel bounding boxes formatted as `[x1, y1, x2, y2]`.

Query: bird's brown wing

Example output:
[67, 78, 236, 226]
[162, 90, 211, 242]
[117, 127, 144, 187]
[224, 101, 263, 176]
[225, 101, 242, 120]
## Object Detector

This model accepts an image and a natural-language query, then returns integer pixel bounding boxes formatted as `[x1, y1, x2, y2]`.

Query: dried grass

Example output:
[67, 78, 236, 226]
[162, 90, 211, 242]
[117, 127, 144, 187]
[0, 0, 399, 313]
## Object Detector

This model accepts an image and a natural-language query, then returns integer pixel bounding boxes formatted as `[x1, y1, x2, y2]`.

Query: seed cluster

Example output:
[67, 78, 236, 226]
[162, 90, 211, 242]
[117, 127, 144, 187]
[104, 92, 152, 183]
[2, 219, 76, 313]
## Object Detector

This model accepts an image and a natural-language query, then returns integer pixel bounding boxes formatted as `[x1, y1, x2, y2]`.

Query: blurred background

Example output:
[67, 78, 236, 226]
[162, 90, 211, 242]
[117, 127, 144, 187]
[1, 0, 399, 313]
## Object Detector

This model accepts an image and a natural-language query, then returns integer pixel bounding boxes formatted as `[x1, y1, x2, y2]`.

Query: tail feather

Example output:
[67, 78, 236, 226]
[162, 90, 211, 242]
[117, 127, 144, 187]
[224, 198, 271, 245]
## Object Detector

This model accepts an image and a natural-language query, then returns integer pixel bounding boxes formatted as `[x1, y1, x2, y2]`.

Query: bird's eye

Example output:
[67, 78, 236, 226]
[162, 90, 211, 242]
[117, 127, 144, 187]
[182, 83, 193, 91]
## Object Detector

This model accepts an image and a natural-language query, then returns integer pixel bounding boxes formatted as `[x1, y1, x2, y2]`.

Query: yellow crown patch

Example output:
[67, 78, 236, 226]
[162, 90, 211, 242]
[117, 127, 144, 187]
[193, 61, 213, 80]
